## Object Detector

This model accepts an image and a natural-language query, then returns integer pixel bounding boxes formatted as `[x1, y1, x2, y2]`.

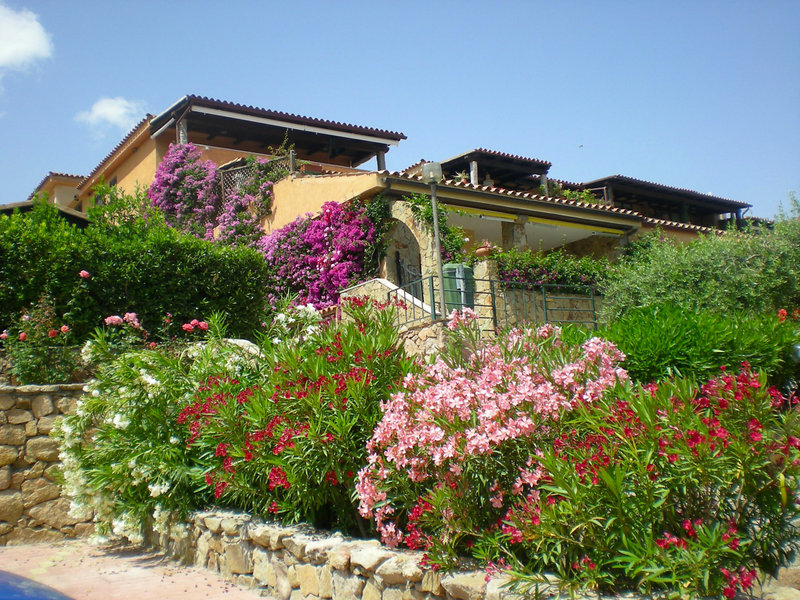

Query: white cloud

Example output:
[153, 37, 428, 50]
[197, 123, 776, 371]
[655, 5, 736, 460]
[0, 4, 52, 77]
[75, 96, 146, 132]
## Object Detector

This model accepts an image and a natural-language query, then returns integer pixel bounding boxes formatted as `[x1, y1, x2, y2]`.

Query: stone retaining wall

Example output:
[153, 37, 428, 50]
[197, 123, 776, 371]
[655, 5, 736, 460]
[153, 509, 532, 600]
[0, 384, 93, 545]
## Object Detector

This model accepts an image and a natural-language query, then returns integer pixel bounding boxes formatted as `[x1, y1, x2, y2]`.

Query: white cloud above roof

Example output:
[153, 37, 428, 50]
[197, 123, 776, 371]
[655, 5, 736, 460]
[75, 96, 146, 133]
[0, 4, 52, 83]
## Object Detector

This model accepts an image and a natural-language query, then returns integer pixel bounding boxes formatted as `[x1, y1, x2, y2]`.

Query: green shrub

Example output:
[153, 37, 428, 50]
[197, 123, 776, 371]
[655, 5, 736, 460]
[2, 294, 78, 384]
[599, 304, 799, 384]
[54, 317, 251, 543]
[0, 189, 271, 344]
[601, 197, 800, 319]
[56, 300, 414, 543]
[358, 314, 800, 598]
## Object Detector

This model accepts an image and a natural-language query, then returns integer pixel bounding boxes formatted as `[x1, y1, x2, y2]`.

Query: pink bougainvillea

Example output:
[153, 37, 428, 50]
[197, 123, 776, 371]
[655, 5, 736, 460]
[257, 201, 377, 309]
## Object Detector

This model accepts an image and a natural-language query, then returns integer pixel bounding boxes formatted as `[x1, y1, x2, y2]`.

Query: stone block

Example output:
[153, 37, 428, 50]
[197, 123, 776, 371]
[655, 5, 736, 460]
[31, 395, 54, 418]
[376, 555, 424, 585]
[332, 571, 365, 598]
[0, 490, 23, 522]
[22, 477, 60, 508]
[419, 571, 443, 595]
[0, 425, 25, 446]
[283, 533, 316, 560]
[7, 409, 33, 425]
[5, 527, 64, 545]
[296, 563, 320, 596]
[287, 565, 298, 587]
[250, 523, 296, 550]
[73, 522, 94, 537]
[37, 416, 60, 435]
[304, 535, 345, 564]
[26, 498, 81, 529]
[327, 546, 351, 570]
[350, 542, 393, 572]
[10, 471, 24, 487]
[55, 396, 77, 415]
[0, 394, 14, 410]
[43, 464, 60, 482]
[289, 590, 304, 600]
[363, 580, 383, 600]
[0, 522, 12, 536]
[24, 421, 37, 437]
[220, 514, 251, 535]
[221, 541, 252, 575]
[25, 437, 59, 462]
[25, 461, 45, 481]
[383, 589, 405, 600]
[204, 515, 223, 533]
[252, 548, 275, 586]
[0, 445, 18, 467]
[441, 572, 487, 600]
[0, 466, 9, 490]
[318, 564, 333, 598]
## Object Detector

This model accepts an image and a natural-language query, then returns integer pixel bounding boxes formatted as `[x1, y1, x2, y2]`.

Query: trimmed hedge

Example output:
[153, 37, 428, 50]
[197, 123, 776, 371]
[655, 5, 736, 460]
[0, 197, 269, 341]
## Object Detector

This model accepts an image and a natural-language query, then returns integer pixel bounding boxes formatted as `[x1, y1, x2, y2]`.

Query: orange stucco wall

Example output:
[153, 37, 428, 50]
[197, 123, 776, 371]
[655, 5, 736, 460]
[264, 173, 383, 233]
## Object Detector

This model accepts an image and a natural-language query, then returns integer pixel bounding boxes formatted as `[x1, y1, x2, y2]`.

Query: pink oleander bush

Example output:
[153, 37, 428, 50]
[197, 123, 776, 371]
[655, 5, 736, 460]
[257, 201, 378, 309]
[357, 309, 800, 598]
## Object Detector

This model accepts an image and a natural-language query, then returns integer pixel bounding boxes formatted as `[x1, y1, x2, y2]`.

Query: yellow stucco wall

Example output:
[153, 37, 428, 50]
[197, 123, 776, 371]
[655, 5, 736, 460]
[636, 223, 703, 244]
[264, 173, 383, 232]
[112, 137, 159, 197]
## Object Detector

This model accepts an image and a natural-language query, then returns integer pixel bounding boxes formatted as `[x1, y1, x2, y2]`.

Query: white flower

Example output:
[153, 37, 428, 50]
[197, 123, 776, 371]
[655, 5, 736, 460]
[148, 481, 170, 498]
[169, 436, 180, 445]
[112, 414, 130, 429]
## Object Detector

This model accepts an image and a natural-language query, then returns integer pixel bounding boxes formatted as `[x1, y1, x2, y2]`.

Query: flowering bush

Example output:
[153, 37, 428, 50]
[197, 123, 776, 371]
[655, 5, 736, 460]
[258, 202, 379, 309]
[358, 311, 800, 597]
[54, 316, 252, 544]
[181, 298, 414, 533]
[148, 143, 220, 240]
[357, 310, 627, 561]
[486, 247, 607, 289]
[2, 295, 77, 384]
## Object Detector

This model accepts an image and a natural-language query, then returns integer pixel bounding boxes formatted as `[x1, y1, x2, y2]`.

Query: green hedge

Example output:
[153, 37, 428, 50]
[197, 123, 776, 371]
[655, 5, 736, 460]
[0, 196, 269, 341]
[600, 198, 800, 319]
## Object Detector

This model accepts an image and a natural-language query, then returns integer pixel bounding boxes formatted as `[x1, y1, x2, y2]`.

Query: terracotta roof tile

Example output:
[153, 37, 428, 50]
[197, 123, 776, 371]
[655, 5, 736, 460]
[642, 216, 715, 233]
[386, 171, 641, 218]
[160, 95, 406, 141]
[585, 174, 749, 208]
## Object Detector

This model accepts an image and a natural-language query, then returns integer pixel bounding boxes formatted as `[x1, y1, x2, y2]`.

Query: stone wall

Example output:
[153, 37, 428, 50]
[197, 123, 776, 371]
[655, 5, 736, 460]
[397, 320, 447, 360]
[153, 509, 534, 600]
[0, 383, 93, 545]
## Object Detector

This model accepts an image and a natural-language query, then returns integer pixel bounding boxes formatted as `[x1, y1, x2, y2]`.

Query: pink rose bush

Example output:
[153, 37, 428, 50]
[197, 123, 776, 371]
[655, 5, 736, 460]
[357, 310, 800, 597]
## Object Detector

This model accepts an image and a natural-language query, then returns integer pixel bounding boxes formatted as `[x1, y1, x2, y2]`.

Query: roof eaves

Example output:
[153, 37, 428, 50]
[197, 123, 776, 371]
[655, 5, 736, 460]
[161, 94, 407, 142]
[78, 115, 154, 191]
[386, 171, 642, 218]
[587, 174, 750, 208]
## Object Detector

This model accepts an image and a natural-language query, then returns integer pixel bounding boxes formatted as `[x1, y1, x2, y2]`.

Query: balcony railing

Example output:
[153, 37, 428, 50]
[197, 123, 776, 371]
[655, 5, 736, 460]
[387, 275, 599, 331]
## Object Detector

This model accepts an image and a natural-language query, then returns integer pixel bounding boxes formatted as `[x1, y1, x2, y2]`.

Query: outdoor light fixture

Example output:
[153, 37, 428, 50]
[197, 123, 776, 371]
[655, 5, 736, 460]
[421, 162, 448, 318]
[421, 162, 443, 185]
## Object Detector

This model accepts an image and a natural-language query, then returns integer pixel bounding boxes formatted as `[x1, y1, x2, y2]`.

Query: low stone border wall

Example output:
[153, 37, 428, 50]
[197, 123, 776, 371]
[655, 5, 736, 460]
[153, 509, 530, 600]
[0, 384, 93, 545]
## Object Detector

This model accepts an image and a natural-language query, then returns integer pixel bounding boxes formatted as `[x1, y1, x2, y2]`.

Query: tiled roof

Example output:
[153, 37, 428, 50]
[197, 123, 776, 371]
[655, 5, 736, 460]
[77, 115, 154, 191]
[28, 171, 86, 201]
[154, 95, 406, 142]
[385, 170, 642, 218]
[471, 148, 552, 168]
[401, 159, 428, 173]
[585, 174, 749, 208]
[642, 217, 715, 233]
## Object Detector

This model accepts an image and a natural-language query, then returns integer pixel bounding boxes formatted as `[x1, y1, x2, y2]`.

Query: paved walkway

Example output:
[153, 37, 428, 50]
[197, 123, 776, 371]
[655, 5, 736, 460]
[0, 541, 272, 600]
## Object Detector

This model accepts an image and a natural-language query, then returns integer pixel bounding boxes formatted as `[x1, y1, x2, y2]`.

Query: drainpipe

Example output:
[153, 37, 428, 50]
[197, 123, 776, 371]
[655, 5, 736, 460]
[376, 151, 386, 171]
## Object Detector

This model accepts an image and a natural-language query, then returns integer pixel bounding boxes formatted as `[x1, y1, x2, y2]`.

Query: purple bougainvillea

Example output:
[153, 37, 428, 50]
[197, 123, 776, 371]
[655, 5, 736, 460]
[148, 143, 220, 240]
[258, 201, 377, 309]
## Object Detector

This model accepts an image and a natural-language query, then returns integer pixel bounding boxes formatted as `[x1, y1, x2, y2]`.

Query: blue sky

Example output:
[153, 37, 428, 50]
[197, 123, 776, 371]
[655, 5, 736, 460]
[0, 0, 797, 218]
